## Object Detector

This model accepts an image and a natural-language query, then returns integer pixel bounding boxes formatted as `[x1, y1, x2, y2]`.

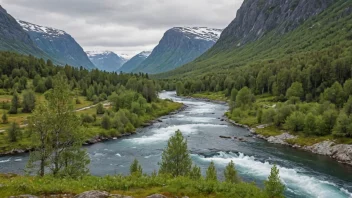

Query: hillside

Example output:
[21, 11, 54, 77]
[87, 51, 127, 72]
[158, 0, 348, 78]
[133, 27, 222, 74]
[119, 51, 151, 73]
[18, 20, 96, 69]
[0, 6, 49, 58]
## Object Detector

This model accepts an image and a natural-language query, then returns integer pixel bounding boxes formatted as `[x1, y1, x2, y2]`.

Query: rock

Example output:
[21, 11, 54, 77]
[219, 135, 232, 139]
[10, 195, 38, 198]
[146, 194, 167, 198]
[267, 133, 296, 145]
[220, 119, 225, 121]
[110, 194, 134, 198]
[142, 123, 152, 127]
[74, 190, 109, 198]
[157, 119, 163, 122]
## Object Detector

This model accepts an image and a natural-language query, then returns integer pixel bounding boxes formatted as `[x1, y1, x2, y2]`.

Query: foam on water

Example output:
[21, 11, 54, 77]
[125, 124, 227, 144]
[174, 116, 216, 123]
[0, 158, 10, 163]
[192, 152, 351, 198]
[115, 153, 122, 157]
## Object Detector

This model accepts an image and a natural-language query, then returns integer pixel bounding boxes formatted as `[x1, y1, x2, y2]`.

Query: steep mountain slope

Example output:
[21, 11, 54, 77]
[158, 0, 344, 78]
[17, 20, 95, 69]
[0, 6, 48, 57]
[133, 27, 222, 74]
[119, 51, 151, 73]
[86, 51, 127, 72]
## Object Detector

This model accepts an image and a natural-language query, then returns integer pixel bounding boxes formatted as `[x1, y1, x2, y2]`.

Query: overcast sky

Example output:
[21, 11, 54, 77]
[0, 0, 243, 57]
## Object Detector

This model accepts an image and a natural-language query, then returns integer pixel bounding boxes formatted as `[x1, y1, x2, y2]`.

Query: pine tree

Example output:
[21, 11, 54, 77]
[206, 161, 217, 181]
[265, 165, 285, 198]
[224, 160, 240, 183]
[159, 130, 192, 177]
[189, 165, 202, 180]
[7, 122, 20, 142]
[2, 112, 8, 124]
[130, 158, 143, 176]
[9, 91, 20, 114]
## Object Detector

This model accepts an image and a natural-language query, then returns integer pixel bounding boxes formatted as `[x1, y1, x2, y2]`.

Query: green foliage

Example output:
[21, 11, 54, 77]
[101, 115, 111, 130]
[130, 159, 143, 176]
[189, 165, 202, 180]
[284, 111, 305, 132]
[286, 82, 304, 100]
[27, 75, 90, 178]
[7, 122, 20, 142]
[321, 82, 345, 108]
[159, 130, 192, 177]
[2, 112, 8, 124]
[265, 165, 285, 198]
[333, 112, 352, 137]
[224, 160, 240, 184]
[9, 91, 20, 114]
[206, 161, 217, 181]
[96, 103, 105, 115]
[22, 90, 36, 113]
[236, 87, 255, 109]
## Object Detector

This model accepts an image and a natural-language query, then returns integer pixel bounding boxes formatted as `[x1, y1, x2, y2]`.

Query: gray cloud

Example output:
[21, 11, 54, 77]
[0, 0, 243, 56]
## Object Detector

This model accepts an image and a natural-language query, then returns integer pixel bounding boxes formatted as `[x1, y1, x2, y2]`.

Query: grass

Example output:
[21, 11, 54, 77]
[191, 92, 228, 102]
[255, 126, 283, 137]
[0, 174, 267, 198]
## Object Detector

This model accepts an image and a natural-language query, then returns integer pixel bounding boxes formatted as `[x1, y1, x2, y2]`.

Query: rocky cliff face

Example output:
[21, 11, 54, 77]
[0, 6, 45, 56]
[217, 0, 335, 48]
[87, 51, 127, 72]
[119, 51, 151, 73]
[17, 20, 95, 69]
[133, 27, 222, 74]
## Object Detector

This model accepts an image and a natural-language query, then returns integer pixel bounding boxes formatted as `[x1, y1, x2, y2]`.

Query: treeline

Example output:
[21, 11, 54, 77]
[168, 45, 352, 139]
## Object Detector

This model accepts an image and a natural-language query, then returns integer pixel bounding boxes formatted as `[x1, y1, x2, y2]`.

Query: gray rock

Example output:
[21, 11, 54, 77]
[74, 190, 109, 198]
[146, 194, 167, 198]
[266, 133, 296, 145]
[110, 194, 134, 198]
[9, 195, 38, 198]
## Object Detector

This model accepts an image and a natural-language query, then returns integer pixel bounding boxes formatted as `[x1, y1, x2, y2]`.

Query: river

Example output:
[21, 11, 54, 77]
[1, 91, 352, 197]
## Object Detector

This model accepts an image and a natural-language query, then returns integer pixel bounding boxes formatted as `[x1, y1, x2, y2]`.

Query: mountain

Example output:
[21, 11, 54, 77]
[132, 27, 222, 74]
[119, 51, 151, 73]
[0, 5, 48, 57]
[86, 51, 128, 72]
[17, 20, 96, 69]
[158, 0, 344, 78]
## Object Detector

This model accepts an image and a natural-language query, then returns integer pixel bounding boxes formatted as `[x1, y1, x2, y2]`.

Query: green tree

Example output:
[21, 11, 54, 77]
[159, 130, 192, 177]
[130, 158, 143, 176]
[96, 103, 105, 115]
[284, 111, 305, 132]
[236, 87, 255, 109]
[9, 91, 20, 114]
[286, 82, 304, 101]
[304, 113, 317, 135]
[322, 82, 345, 107]
[189, 165, 202, 180]
[7, 122, 20, 142]
[332, 112, 352, 137]
[206, 161, 217, 181]
[27, 75, 89, 178]
[2, 112, 8, 124]
[101, 115, 111, 130]
[343, 96, 352, 116]
[322, 109, 338, 135]
[224, 160, 240, 183]
[22, 90, 36, 113]
[265, 165, 285, 198]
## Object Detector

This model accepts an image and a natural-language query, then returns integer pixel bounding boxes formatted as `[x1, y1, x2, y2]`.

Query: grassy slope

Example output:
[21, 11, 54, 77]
[156, 0, 352, 79]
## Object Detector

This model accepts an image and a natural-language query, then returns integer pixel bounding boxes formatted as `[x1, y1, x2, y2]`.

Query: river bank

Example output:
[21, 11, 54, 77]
[0, 102, 186, 157]
[185, 94, 352, 167]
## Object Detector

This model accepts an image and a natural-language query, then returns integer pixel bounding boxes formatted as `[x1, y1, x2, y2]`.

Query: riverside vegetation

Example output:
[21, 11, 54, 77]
[0, 51, 182, 154]
[0, 131, 285, 198]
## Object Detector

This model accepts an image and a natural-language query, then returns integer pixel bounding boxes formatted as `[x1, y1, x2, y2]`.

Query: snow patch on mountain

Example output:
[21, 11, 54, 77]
[86, 51, 129, 61]
[17, 20, 66, 37]
[137, 51, 152, 58]
[173, 27, 222, 42]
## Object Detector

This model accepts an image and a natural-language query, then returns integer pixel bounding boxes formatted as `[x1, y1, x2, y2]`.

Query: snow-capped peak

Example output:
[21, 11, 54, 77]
[138, 51, 152, 58]
[86, 51, 114, 58]
[16, 20, 66, 37]
[173, 27, 222, 42]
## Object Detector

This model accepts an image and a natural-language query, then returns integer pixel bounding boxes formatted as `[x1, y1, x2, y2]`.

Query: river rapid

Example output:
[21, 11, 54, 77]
[1, 91, 352, 198]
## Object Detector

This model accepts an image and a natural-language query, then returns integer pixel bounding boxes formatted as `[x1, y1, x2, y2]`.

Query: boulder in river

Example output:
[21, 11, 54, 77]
[219, 135, 232, 139]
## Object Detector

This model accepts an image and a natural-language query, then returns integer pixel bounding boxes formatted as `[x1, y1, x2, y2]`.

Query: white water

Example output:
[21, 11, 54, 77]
[193, 152, 352, 198]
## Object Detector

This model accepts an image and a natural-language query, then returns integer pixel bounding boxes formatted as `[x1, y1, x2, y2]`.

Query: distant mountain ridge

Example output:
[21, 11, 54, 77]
[119, 51, 151, 73]
[17, 20, 96, 69]
[86, 51, 128, 72]
[0, 5, 49, 58]
[132, 27, 222, 74]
